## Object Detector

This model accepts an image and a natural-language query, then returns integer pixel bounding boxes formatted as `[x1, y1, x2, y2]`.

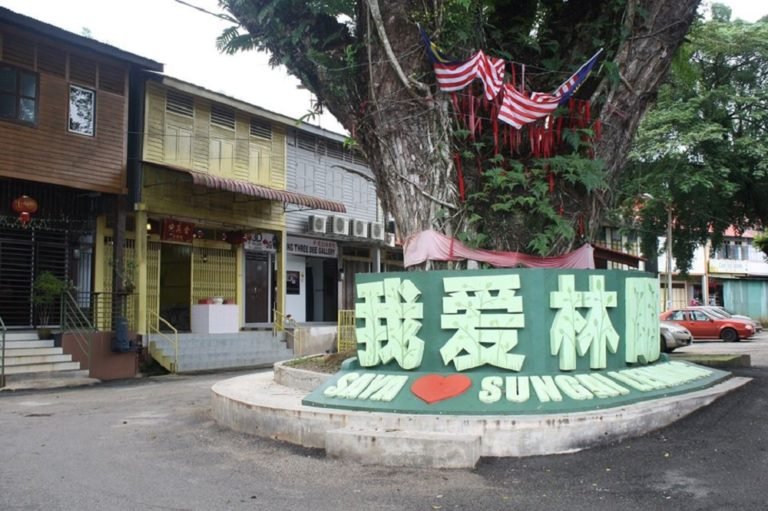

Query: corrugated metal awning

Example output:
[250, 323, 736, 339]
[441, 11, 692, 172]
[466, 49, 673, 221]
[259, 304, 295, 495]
[149, 162, 346, 213]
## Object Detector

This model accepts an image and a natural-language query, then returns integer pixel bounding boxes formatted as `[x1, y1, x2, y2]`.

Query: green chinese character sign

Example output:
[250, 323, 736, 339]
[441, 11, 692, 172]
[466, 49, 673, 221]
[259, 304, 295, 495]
[304, 269, 730, 415]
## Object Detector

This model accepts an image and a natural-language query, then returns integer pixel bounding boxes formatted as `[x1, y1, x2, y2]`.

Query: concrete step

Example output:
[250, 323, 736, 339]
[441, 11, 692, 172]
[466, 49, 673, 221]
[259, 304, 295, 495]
[325, 428, 481, 469]
[3, 354, 74, 366]
[1, 340, 56, 349]
[1, 369, 97, 390]
[2, 361, 81, 375]
[3, 332, 40, 342]
[1, 347, 64, 357]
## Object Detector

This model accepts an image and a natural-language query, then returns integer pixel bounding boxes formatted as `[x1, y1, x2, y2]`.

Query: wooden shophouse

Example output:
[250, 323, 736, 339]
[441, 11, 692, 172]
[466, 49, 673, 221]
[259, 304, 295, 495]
[0, 7, 162, 329]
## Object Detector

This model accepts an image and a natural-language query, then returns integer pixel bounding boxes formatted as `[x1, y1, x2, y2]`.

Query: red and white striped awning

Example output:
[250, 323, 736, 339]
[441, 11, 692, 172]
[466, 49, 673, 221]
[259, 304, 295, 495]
[149, 163, 346, 213]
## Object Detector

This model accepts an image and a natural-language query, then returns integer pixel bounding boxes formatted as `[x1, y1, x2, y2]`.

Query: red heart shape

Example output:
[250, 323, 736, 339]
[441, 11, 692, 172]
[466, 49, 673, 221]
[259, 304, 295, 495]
[411, 374, 472, 404]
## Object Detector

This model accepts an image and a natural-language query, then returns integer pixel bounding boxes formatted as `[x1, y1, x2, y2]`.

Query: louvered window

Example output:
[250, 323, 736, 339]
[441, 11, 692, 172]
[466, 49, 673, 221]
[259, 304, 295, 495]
[98, 63, 125, 95]
[297, 133, 316, 152]
[166, 90, 193, 117]
[1, 34, 34, 68]
[37, 44, 66, 77]
[249, 117, 272, 139]
[327, 140, 344, 161]
[211, 104, 235, 129]
[0, 64, 38, 124]
[69, 55, 97, 86]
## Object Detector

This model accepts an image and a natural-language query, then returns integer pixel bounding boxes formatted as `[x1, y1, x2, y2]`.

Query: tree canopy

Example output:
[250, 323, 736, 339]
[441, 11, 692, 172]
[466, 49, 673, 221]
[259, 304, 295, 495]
[218, 0, 699, 263]
[625, 5, 768, 271]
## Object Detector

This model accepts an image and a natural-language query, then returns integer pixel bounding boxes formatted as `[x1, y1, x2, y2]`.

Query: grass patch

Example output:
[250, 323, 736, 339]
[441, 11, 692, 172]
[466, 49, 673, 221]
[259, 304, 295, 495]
[285, 349, 356, 374]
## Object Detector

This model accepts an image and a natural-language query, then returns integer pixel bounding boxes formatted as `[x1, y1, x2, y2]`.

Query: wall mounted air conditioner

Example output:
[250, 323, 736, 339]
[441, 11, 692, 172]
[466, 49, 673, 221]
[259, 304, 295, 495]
[352, 219, 368, 238]
[385, 232, 396, 247]
[309, 215, 327, 234]
[332, 215, 350, 235]
[369, 222, 385, 240]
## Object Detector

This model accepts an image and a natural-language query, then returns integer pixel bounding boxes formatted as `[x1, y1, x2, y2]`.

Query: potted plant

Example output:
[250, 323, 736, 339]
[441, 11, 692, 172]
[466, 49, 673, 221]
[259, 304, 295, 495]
[32, 271, 67, 339]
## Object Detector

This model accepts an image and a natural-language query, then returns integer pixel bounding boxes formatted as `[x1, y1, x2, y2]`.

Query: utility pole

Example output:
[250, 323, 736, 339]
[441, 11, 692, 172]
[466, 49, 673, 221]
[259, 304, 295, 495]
[666, 204, 673, 310]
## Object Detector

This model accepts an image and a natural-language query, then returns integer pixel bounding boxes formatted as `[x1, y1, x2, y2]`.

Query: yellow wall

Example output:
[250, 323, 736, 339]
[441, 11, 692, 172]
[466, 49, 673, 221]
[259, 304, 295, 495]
[143, 81, 286, 190]
[134, 82, 289, 330]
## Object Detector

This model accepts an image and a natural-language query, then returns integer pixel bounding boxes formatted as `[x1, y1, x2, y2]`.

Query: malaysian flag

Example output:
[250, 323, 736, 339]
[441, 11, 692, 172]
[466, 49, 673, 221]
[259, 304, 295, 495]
[498, 84, 560, 129]
[433, 50, 506, 100]
[552, 49, 603, 105]
[497, 49, 603, 128]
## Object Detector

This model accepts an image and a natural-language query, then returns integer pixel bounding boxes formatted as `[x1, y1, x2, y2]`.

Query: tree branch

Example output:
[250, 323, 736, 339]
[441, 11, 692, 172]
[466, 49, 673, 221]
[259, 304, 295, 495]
[364, 0, 429, 95]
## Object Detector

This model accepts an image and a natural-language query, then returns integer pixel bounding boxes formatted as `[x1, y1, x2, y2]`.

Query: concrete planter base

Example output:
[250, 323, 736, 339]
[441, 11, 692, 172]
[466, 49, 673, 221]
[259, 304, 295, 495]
[211, 367, 750, 469]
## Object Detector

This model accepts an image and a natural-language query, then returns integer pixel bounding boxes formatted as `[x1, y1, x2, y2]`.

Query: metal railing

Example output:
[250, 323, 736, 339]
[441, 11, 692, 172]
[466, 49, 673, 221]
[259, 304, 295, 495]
[69, 291, 136, 332]
[147, 309, 179, 373]
[337, 309, 357, 353]
[60, 291, 96, 369]
[272, 308, 285, 336]
[0, 315, 6, 388]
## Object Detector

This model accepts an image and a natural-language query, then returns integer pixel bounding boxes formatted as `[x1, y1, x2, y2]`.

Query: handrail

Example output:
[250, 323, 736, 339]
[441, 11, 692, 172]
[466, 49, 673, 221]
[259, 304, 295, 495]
[147, 309, 179, 373]
[272, 308, 284, 336]
[337, 309, 357, 353]
[0, 315, 6, 388]
[60, 291, 96, 368]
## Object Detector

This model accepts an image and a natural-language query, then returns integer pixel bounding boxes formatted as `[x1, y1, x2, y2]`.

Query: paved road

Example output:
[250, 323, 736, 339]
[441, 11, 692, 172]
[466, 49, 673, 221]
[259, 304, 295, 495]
[676, 329, 768, 367]
[1, 335, 767, 511]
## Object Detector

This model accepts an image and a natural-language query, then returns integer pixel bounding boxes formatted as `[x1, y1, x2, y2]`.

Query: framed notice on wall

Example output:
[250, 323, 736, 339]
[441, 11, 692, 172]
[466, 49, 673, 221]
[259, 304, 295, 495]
[286, 270, 300, 295]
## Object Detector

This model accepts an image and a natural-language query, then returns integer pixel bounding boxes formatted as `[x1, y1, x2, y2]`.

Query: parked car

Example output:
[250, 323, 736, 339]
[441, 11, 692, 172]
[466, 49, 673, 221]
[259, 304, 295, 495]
[704, 305, 763, 332]
[660, 307, 755, 342]
[660, 320, 693, 352]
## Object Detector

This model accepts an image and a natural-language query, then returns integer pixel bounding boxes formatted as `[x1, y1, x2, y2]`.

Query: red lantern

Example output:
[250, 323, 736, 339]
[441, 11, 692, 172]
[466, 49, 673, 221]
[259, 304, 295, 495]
[11, 195, 38, 227]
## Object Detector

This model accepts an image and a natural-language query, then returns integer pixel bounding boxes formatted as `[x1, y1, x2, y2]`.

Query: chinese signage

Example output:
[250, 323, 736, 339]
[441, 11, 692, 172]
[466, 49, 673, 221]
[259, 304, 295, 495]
[303, 269, 729, 415]
[709, 259, 749, 274]
[286, 235, 337, 258]
[162, 219, 194, 243]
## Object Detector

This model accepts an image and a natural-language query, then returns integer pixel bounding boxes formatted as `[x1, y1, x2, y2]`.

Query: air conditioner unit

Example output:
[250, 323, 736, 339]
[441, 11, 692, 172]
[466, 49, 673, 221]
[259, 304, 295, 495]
[331, 215, 350, 235]
[369, 222, 385, 240]
[352, 219, 368, 238]
[385, 232, 396, 247]
[308, 215, 327, 234]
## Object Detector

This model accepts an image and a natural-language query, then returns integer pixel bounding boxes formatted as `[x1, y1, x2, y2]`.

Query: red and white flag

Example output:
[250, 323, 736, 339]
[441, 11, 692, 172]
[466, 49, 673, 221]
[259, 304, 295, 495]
[434, 50, 506, 100]
[497, 85, 559, 129]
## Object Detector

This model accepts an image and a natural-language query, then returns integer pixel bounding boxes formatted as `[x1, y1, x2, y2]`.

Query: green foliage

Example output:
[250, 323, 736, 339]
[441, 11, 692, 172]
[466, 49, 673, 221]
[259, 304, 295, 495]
[623, 7, 768, 272]
[753, 232, 768, 258]
[463, 154, 603, 255]
[33, 272, 67, 327]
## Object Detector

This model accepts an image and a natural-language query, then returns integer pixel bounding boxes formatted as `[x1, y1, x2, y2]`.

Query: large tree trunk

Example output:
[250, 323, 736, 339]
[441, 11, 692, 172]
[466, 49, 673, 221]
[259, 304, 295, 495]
[355, 1, 460, 241]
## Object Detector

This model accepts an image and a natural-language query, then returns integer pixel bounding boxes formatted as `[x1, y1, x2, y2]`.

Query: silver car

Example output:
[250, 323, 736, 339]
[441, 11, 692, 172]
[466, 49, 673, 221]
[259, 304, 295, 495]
[660, 320, 693, 352]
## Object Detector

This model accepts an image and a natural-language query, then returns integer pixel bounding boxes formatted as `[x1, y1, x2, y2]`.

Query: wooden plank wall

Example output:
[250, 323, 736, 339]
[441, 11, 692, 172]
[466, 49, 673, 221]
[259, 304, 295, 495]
[0, 25, 129, 194]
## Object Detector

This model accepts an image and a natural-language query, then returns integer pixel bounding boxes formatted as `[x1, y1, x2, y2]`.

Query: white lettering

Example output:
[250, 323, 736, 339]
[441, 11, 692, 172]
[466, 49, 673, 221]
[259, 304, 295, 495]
[479, 376, 503, 404]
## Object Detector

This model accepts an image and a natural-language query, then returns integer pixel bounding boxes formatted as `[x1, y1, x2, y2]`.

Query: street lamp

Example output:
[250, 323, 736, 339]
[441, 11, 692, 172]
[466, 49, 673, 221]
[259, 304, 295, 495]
[642, 193, 673, 310]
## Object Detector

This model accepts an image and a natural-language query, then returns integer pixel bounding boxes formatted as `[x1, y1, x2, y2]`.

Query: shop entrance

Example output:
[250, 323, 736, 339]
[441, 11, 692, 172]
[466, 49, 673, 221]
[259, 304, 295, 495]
[245, 251, 273, 324]
[305, 257, 338, 322]
[159, 243, 191, 331]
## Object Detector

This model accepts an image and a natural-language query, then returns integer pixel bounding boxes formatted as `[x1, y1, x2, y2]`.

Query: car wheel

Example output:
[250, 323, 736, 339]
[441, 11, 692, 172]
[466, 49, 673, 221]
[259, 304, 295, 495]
[720, 328, 739, 343]
[660, 336, 668, 353]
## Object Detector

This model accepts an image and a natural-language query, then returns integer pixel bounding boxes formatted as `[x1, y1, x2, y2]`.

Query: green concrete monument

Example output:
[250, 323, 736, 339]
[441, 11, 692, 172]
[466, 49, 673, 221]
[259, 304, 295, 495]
[303, 269, 728, 414]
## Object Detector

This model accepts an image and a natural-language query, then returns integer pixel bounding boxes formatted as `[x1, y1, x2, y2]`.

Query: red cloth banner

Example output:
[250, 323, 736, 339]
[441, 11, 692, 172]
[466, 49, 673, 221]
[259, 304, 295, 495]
[403, 229, 595, 269]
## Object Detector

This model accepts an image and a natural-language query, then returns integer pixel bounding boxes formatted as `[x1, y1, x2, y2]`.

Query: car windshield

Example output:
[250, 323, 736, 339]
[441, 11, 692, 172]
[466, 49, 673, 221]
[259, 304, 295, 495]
[705, 307, 729, 318]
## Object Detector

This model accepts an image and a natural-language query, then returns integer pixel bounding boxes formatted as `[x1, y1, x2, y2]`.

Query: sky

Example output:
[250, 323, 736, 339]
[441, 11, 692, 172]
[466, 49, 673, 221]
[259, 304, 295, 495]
[0, 0, 765, 136]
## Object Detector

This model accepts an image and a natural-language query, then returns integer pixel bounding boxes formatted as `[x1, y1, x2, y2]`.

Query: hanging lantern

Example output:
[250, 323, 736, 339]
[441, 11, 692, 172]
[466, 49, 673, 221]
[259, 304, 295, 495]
[12, 195, 38, 227]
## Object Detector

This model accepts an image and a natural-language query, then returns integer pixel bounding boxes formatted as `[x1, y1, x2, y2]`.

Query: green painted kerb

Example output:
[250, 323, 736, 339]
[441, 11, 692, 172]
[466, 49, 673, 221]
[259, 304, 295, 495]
[303, 269, 731, 414]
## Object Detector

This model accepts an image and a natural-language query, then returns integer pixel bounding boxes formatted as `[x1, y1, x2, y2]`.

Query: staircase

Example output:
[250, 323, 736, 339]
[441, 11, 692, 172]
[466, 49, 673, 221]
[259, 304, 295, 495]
[148, 331, 294, 374]
[1, 331, 91, 388]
